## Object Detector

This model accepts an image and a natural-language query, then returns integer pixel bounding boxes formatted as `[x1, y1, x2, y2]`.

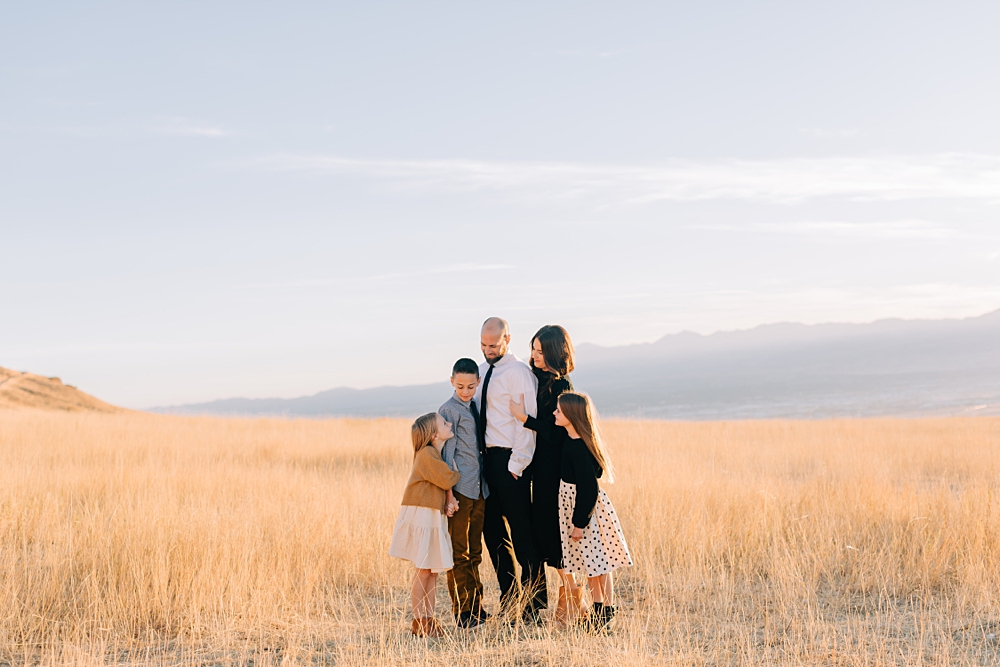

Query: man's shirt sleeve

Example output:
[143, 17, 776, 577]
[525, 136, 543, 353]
[508, 367, 538, 476]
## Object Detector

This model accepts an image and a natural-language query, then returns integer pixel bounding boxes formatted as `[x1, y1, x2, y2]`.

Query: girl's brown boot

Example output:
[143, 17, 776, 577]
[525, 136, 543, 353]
[551, 586, 569, 628]
[568, 587, 588, 628]
[411, 617, 444, 638]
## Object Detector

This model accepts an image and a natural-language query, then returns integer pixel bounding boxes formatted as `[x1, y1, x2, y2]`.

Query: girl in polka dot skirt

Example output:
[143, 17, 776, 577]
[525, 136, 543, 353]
[553, 392, 632, 631]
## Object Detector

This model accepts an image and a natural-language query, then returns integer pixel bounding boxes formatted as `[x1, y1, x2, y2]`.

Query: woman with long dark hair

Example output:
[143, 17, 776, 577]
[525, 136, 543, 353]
[509, 324, 578, 625]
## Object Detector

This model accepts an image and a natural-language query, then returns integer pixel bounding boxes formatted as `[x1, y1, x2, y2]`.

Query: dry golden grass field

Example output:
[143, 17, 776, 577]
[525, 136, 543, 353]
[2, 409, 1000, 666]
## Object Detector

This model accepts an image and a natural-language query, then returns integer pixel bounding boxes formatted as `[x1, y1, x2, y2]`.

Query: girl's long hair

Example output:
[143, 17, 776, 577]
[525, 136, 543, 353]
[558, 392, 614, 483]
[411, 412, 439, 457]
[530, 325, 575, 379]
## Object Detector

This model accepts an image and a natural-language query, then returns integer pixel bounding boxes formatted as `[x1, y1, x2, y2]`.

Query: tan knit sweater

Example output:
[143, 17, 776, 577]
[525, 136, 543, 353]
[400, 445, 461, 513]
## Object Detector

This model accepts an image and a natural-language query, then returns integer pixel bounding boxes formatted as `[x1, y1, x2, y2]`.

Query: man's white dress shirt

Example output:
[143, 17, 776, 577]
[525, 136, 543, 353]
[475, 353, 538, 477]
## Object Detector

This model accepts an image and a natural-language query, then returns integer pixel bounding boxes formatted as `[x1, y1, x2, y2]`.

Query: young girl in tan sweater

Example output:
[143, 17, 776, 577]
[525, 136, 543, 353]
[388, 412, 461, 637]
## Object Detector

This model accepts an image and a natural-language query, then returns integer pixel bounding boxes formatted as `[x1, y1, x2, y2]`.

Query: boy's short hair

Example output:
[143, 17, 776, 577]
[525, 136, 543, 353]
[452, 358, 480, 378]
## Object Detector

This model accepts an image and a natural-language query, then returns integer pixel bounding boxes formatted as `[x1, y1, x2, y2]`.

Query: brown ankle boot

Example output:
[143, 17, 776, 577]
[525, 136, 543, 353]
[411, 617, 444, 638]
[424, 617, 444, 637]
[568, 587, 588, 627]
[552, 586, 570, 628]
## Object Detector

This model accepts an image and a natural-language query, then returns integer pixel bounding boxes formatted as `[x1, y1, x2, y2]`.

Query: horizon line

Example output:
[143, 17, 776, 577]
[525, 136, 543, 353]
[145, 306, 999, 410]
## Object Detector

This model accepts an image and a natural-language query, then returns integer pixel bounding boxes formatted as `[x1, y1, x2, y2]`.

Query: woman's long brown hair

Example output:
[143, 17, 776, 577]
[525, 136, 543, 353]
[531, 325, 575, 379]
[411, 412, 439, 457]
[558, 392, 614, 482]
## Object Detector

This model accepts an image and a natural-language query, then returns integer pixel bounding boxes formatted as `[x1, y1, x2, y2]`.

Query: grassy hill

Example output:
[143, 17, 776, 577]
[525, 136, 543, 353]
[0, 367, 120, 413]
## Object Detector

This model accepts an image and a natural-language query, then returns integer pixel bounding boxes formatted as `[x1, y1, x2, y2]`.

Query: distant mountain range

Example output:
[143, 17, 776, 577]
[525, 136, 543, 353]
[153, 309, 1000, 420]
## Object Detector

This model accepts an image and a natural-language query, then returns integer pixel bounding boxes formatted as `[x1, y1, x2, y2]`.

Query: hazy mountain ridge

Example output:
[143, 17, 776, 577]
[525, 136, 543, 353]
[572, 310, 1000, 418]
[162, 383, 451, 418]
[153, 310, 1000, 419]
[577, 309, 1000, 364]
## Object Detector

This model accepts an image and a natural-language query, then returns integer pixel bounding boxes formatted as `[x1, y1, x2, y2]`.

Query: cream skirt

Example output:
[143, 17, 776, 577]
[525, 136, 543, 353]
[388, 505, 453, 573]
[559, 480, 633, 578]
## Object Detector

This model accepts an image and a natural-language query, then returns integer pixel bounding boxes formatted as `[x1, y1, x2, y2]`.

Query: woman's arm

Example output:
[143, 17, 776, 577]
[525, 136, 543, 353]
[509, 393, 530, 423]
[514, 378, 572, 440]
[524, 414, 561, 441]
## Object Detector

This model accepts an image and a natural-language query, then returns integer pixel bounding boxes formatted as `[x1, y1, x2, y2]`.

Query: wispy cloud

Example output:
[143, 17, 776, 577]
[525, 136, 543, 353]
[50, 125, 102, 138]
[253, 263, 515, 289]
[13, 63, 88, 77]
[244, 153, 1000, 204]
[696, 219, 962, 240]
[597, 46, 646, 58]
[798, 127, 860, 139]
[553, 46, 644, 58]
[152, 116, 233, 138]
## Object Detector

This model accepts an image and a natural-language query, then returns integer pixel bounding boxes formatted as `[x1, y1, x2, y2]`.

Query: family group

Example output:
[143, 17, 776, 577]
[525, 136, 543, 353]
[388, 317, 633, 637]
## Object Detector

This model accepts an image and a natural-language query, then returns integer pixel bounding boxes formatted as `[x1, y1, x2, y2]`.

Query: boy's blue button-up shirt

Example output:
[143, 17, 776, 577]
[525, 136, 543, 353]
[439, 393, 489, 500]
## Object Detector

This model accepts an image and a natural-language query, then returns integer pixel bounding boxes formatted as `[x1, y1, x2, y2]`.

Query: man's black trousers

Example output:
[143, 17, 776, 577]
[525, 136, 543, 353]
[483, 447, 546, 615]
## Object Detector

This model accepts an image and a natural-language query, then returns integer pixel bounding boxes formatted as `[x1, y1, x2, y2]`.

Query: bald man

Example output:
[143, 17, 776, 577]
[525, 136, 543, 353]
[475, 317, 545, 622]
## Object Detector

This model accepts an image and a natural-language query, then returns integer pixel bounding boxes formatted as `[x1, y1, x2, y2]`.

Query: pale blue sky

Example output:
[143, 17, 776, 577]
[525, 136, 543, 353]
[2, 2, 999, 407]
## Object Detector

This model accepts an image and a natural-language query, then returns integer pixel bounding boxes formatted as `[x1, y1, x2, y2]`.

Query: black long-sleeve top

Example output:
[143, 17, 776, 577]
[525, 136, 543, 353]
[522, 370, 572, 447]
[561, 436, 603, 529]
[522, 372, 574, 565]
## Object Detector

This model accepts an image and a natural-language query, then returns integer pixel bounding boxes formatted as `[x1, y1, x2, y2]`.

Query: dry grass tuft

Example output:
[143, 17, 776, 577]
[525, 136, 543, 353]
[1, 410, 999, 665]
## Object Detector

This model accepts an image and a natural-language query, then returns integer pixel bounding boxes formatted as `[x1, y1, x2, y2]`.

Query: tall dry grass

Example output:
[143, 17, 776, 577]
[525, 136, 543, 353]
[1, 410, 999, 665]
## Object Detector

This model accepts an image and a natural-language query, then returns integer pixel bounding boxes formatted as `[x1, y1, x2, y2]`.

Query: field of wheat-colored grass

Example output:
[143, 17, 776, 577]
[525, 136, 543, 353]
[2, 409, 1000, 665]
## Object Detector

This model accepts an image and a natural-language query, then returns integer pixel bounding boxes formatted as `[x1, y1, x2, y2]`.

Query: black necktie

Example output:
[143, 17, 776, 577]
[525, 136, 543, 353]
[470, 399, 486, 456]
[478, 364, 495, 448]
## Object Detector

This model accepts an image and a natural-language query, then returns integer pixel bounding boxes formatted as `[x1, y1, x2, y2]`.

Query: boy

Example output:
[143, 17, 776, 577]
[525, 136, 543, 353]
[439, 358, 490, 629]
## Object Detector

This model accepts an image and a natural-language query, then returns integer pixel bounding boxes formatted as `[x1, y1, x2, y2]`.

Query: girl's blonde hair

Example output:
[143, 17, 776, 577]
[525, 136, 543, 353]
[411, 412, 439, 456]
[558, 392, 615, 482]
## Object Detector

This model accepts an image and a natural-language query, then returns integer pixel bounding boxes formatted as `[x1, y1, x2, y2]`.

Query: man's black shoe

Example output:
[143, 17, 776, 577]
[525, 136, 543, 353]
[456, 611, 484, 629]
[521, 609, 543, 626]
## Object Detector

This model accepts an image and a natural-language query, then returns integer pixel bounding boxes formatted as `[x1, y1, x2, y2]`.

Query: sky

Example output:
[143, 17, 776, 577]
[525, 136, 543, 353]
[2, 1, 999, 408]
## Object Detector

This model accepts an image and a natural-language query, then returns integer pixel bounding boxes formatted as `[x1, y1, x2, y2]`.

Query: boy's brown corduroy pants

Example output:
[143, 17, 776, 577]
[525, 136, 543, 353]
[446, 491, 487, 616]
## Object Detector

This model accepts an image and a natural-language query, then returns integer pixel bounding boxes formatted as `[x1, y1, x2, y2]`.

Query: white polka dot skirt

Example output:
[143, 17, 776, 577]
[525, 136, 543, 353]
[558, 480, 633, 578]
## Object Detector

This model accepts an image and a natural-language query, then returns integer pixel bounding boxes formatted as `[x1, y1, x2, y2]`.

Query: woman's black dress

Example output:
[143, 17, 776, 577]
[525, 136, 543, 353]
[524, 368, 573, 568]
